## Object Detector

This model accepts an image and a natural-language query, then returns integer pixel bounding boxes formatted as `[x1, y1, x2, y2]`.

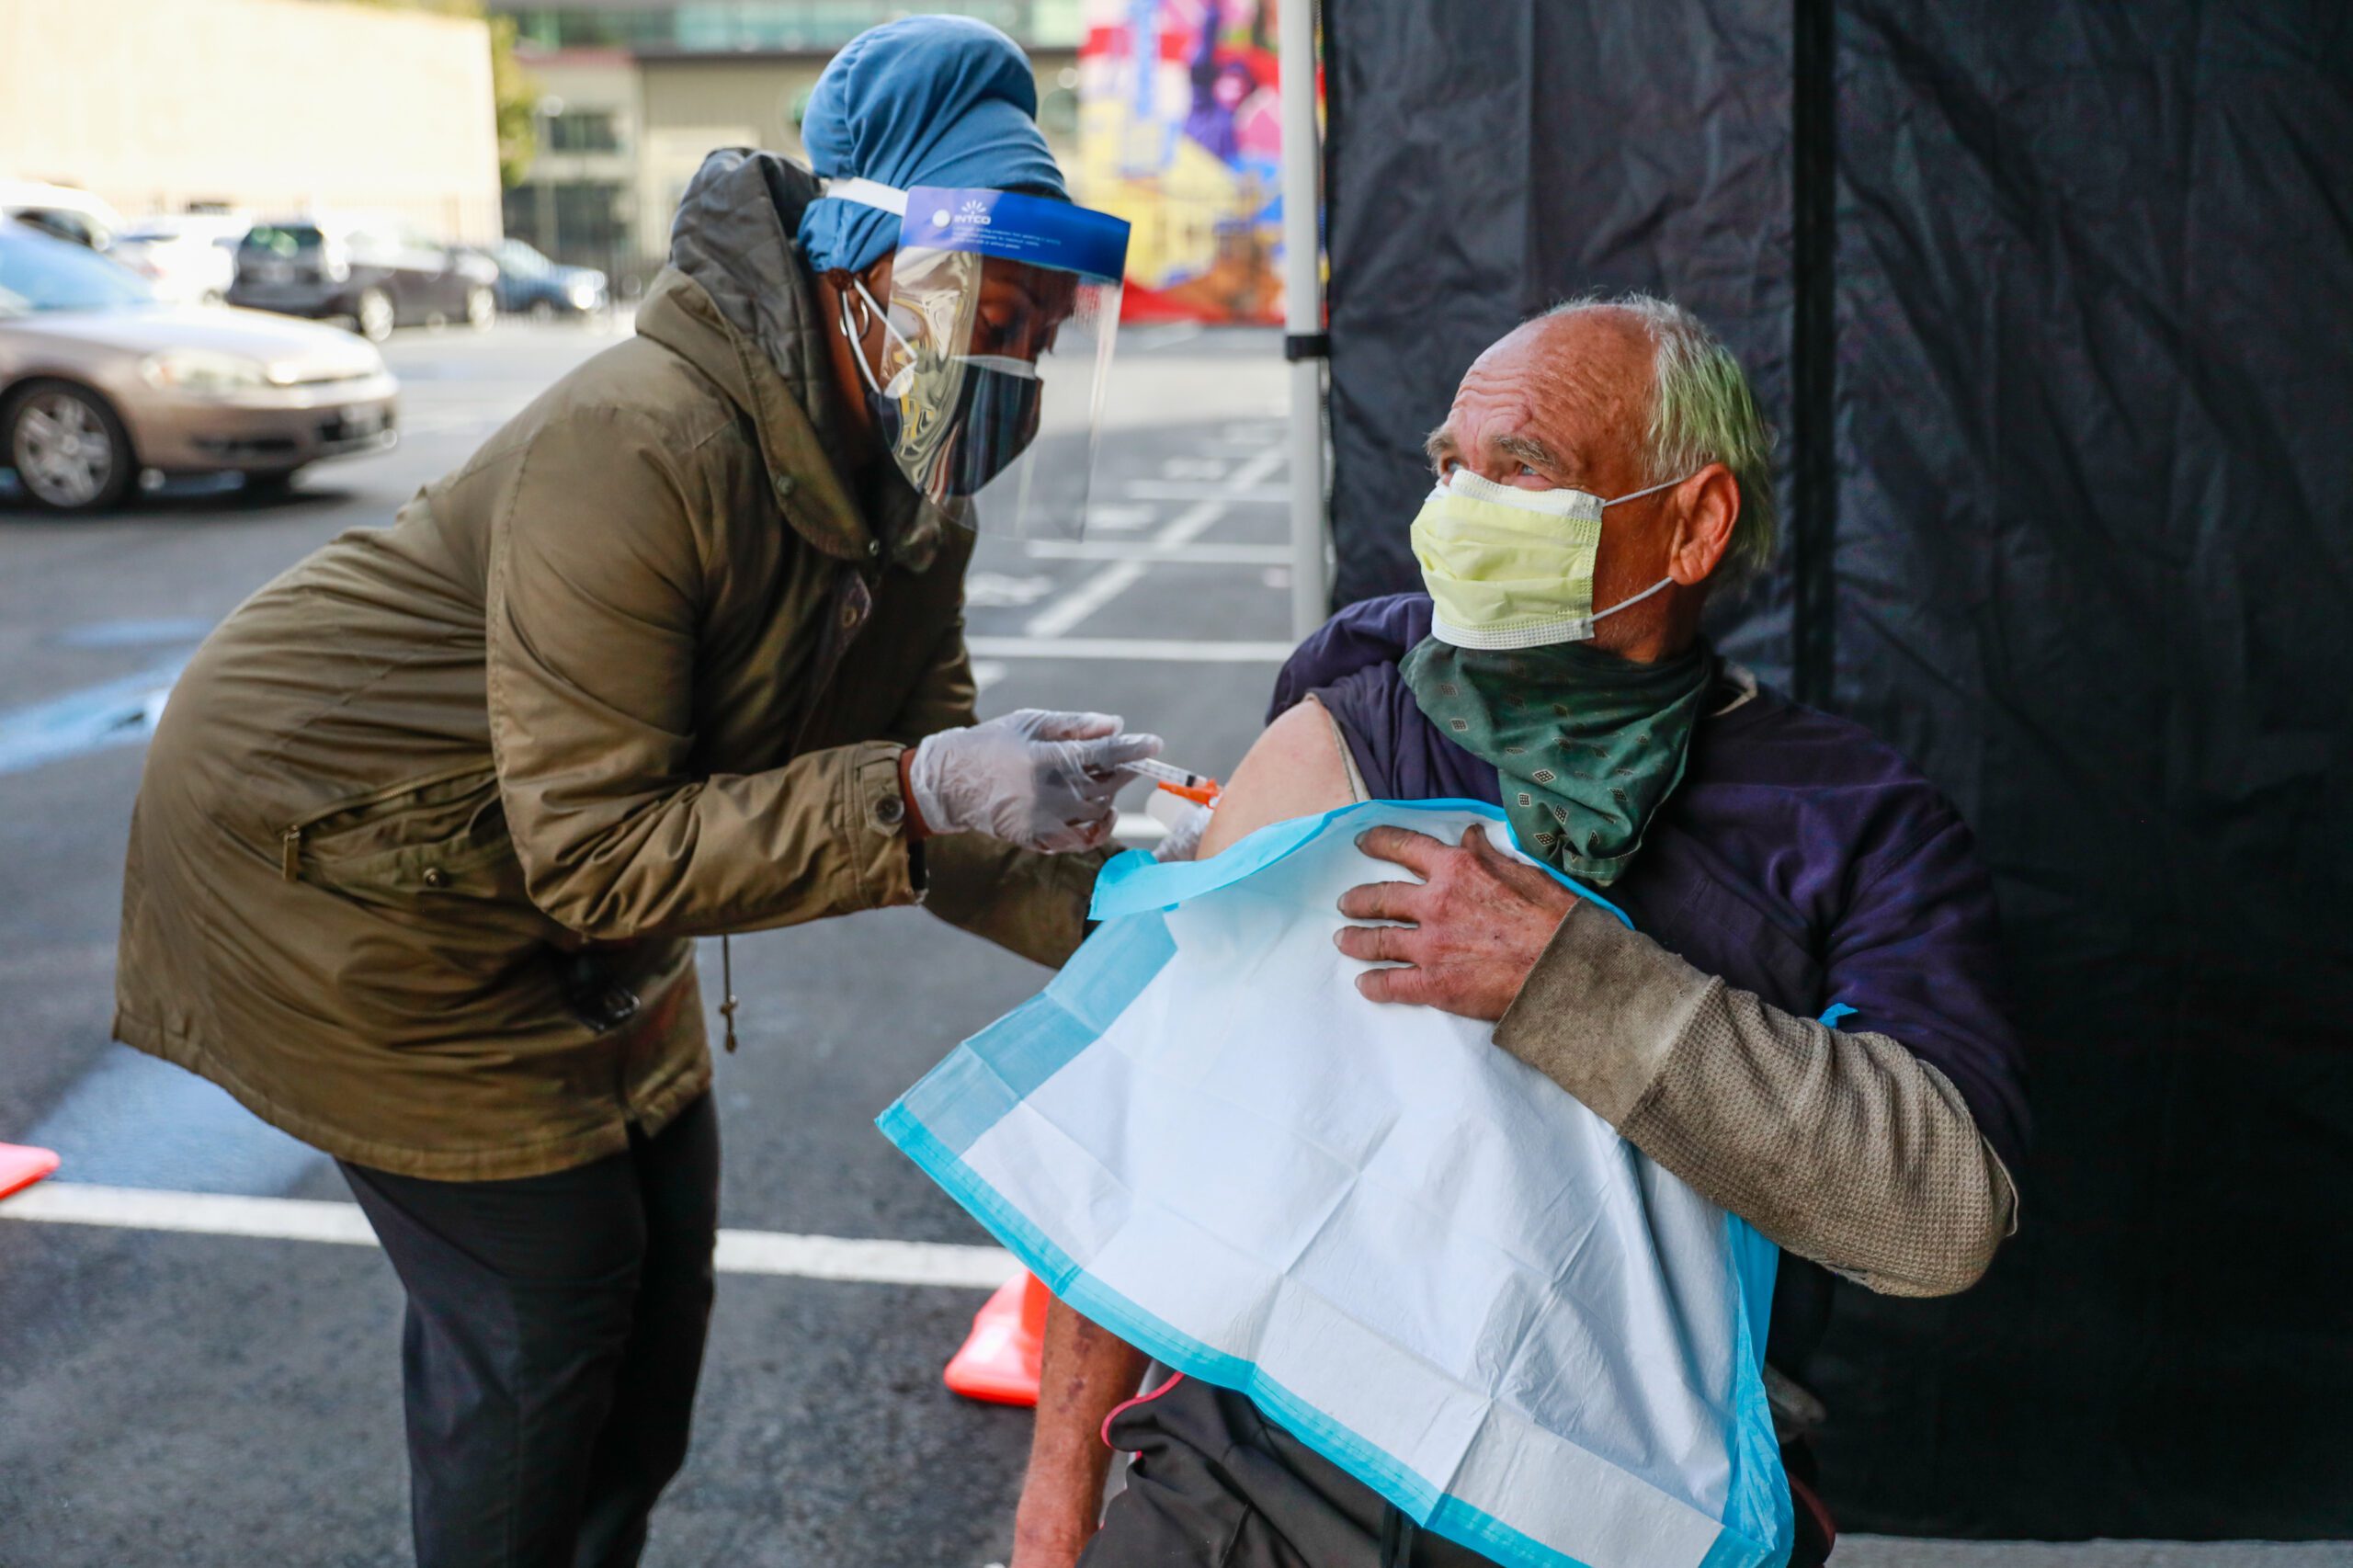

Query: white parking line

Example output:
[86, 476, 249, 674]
[968, 637, 1292, 662]
[964, 573, 1056, 608]
[1, 1182, 1020, 1290]
[1022, 562, 1153, 640]
[1023, 541, 1291, 566]
[1084, 503, 1159, 532]
[1211, 445, 1288, 493]
[1026, 448, 1291, 640]
[716, 1230, 1014, 1289]
[1121, 482, 1288, 505]
[1023, 499, 1226, 637]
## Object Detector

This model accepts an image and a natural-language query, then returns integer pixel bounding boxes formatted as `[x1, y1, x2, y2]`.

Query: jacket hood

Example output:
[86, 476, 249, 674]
[654, 148, 946, 569]
[668, 149, 840, 446]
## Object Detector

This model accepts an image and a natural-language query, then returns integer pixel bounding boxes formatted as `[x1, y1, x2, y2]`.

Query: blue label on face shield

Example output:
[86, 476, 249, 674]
[899, 187, 1131, 282]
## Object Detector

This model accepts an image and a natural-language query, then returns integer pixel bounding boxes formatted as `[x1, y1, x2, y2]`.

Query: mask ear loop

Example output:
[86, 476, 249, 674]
[1586, 572, 1676, 625]
[1588, 470, 1699, 623]
[1598, 470, 1697, 509]
[851, 278, 920, 398]
[838, 283, 888, 397]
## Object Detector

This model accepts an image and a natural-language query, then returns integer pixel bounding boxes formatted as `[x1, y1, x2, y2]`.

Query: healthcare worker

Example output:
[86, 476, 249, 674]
[111, 19, 1146, 1566]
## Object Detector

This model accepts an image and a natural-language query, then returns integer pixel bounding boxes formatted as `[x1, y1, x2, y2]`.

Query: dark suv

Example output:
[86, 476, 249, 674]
[483, 239, 609, 320]
[229, 219, 498, 342]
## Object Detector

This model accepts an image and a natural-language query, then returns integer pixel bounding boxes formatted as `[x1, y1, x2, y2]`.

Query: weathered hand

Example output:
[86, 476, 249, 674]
[1333, 824, 1578, 1021]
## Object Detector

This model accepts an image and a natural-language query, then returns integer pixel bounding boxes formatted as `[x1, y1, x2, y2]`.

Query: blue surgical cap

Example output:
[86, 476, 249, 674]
[797, 16, 1068, 276]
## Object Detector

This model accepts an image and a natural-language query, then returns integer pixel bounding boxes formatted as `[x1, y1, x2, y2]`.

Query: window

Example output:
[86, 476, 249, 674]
[0, 226, 155, 314]
[502, 187, 545, 251]
[239, 223, 324, 257]
[508, 3, 1047, 53]
[346, 231, 402, 266]
[552, 184, 626, 256]
[546, 110, 621, 154]
[494, 239, 552, 277]
[14, 210, 99, 249]
[504, 183, 627, 270]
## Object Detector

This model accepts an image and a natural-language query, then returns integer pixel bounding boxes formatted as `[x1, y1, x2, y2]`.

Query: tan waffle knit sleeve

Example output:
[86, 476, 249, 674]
[1494, 903, 2018, 1298]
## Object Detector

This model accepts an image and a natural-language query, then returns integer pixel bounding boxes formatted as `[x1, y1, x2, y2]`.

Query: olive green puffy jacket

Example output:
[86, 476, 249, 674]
[113, 151, 1097, 1179]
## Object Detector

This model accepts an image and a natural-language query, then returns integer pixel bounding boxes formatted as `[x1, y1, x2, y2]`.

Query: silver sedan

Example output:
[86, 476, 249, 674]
[2, 222, 398, 513]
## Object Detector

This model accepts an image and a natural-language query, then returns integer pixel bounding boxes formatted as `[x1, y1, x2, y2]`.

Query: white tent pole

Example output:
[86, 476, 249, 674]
[1278, 0, 1329, 639]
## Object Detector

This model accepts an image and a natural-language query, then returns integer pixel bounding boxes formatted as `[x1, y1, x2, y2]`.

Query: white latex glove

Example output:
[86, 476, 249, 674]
[907, 710, 1163, 854]
[1152, 800, 1216, 863]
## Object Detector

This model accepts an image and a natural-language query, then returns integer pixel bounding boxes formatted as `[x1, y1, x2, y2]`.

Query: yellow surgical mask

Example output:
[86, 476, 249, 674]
[1410, 468, 1688, 649]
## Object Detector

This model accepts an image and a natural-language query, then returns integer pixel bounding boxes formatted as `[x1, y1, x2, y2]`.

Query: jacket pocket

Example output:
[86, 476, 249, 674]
[282, 764, 525, 904]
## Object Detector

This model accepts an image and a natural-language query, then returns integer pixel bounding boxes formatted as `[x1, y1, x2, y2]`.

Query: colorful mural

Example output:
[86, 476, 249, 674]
[1077, 0, 1290, 324]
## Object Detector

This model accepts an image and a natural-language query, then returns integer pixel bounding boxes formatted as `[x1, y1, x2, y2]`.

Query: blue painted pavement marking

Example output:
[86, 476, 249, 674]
[0, 657, 187, 776]
[53, 617, 215, 650]
[27, 1044, 323, 1196]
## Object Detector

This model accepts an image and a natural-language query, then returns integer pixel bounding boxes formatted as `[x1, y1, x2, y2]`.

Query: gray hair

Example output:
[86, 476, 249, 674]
[1543, 292, 1779, 580]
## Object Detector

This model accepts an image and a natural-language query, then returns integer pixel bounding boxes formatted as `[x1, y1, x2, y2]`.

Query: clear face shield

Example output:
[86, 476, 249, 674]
[829, 180, 1129, 536]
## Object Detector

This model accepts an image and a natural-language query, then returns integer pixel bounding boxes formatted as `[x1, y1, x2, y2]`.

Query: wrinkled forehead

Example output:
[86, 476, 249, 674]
[1442, 312, 1655, 474]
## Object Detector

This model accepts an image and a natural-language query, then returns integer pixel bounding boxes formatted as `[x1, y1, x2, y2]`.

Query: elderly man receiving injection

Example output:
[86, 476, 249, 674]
[1010, 296, 2028, 1568]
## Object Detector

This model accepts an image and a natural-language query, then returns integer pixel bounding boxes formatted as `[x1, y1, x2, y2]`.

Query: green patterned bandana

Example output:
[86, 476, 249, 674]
[1400, 637, 1714, 884]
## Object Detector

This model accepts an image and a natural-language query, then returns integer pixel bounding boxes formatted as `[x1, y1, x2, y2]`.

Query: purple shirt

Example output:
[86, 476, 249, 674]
[1272, 595, 2029, 1371]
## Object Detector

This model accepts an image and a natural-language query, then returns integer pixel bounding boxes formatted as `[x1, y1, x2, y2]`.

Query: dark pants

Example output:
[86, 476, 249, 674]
[1083, 1374, 1834, 1568]
[340, 1095, 721, 1568]
[1084, 1375, 1489, 1568]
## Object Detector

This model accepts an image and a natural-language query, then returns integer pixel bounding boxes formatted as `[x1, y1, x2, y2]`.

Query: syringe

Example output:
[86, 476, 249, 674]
[1127, 756, 1222, 804]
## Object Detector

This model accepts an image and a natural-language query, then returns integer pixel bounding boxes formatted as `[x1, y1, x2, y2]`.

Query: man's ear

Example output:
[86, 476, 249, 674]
[1666, 463, 1741, 585]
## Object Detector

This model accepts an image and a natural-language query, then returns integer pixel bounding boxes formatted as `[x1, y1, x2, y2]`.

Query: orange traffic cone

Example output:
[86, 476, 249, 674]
[0, 1143, 59, 1201]
[945, 1270, 1049, 1406]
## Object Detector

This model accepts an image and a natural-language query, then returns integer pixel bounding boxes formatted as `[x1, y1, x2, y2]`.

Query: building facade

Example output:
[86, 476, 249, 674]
[0, 0, 503, 241]
[496, 1, 1080, 288]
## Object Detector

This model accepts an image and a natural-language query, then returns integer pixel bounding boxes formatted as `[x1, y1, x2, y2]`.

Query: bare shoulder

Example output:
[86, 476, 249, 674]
[1197, 698, 1357, 858]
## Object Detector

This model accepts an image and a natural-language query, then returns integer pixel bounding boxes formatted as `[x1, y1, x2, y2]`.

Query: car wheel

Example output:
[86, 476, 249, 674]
[529, 297, 557, 323]
[467, 286, 497, 332]
[354, 287, 395, 343]
[6, 380, 135, 514]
